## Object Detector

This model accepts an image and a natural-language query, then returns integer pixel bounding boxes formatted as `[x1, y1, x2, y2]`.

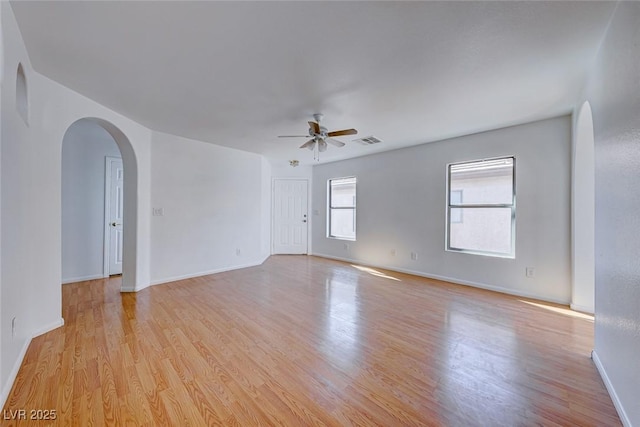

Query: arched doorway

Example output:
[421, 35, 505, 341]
[572, 101, 595, 313]
[61, 118, 139, 292]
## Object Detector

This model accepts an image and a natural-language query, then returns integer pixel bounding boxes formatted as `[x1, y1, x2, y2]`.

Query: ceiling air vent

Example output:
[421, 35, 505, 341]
[354, 136, 382, 145]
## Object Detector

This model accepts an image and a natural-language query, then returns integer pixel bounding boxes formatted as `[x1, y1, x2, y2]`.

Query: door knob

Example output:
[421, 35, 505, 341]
[111, 222, 121, 227]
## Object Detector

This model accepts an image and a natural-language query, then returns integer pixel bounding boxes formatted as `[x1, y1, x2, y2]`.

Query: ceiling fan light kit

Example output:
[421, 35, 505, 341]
[278, 113, 358, 160]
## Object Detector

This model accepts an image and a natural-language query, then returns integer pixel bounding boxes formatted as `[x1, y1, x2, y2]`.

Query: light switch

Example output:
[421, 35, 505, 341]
[153, 207, 164, 216]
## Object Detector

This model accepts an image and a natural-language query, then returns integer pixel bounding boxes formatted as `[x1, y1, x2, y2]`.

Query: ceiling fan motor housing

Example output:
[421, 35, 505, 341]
[278, 113, 354, 152]
[309, 126, 329, 138]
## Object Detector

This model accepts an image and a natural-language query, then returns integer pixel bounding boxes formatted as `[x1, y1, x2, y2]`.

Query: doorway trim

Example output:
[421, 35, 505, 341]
[103, 156, 123, 277]
[62, 117, 140, 292]
[272, 178, 310, 254]
[571, 101, 595, 313]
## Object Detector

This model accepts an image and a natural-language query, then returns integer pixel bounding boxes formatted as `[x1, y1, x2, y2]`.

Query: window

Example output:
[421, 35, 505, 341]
[447, 157, 515, 257]
[450, 190, 463, 223]
[328, 177, 356, 240]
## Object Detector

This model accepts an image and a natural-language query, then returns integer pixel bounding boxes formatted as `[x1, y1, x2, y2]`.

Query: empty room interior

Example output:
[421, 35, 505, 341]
[1, 1, 639, 426]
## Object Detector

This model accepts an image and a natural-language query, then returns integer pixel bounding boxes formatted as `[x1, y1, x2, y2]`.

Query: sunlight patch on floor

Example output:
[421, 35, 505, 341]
[519, 300, 594, 321]
[351, 265, 401, 281]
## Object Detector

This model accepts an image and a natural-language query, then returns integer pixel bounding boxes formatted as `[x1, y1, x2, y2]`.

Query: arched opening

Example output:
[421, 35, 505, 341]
[16, 63, 29, 125]
[572, 101, 595, 313]
[61, 118, 139, 292]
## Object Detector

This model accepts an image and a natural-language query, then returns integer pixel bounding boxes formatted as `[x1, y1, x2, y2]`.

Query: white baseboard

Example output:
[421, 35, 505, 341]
[0, 338, 30, 411]
[62, 273, 105, 284]
[311, 252, 570, 306]
[31, 318, 65, 338]
[592, 350, 632, 427]
[570, 302, 594, 315]
[148, 256, 270, 288]
[0, 317, 65, 410]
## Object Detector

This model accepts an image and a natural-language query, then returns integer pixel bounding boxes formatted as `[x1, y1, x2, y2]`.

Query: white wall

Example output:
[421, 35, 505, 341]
[270, 162, 313, 180]
[312, 116, 572, 304]
[149, 131, 268, 284]
[1, 2, 154, 407]
[585, 2, 640, 426]
[61, 119, 121, 283]
[1, 2, 276, 406]
[1, 4, 51, 405]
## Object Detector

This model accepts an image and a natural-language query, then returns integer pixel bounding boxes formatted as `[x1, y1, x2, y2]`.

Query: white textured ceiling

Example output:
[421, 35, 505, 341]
[11, 1, 615, 165]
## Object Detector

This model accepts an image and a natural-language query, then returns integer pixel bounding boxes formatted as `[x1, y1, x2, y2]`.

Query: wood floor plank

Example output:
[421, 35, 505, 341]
[2, 255, 621, 426]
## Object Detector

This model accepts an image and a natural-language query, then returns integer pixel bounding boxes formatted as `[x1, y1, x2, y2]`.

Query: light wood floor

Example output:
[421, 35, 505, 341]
[3, 255, 620, 426]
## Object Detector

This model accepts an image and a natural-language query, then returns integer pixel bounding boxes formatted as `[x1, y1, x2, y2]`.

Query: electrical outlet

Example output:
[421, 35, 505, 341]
[526, 267, 535, 278]
[411, 252, 418, 261]
[390, 249, 396, 257]
[344, 243, 350, 251]
[236, 248, 241, 256]
[152, 207, 164, 216]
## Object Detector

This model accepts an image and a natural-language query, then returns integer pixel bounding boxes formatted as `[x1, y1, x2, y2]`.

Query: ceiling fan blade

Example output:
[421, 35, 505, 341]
[278, 135, 309, 138]
[309, 121, 320, 134]
[318, 139, 328, 152]
[300, 139, 315, 150]
[327, 128, 358, 137]
[326, 138, 345, 147]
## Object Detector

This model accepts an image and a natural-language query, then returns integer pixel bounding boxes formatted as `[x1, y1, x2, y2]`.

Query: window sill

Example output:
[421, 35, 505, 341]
[446, 248, 515, 259]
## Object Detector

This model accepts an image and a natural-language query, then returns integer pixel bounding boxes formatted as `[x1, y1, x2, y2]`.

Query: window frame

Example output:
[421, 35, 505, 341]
[446, 156, 516, 258]
[449, 189, 464, 223]
[327, 176, 357, 241]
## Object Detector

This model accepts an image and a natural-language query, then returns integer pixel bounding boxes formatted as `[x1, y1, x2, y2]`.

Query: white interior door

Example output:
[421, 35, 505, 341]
[106, 157, 124, 275]
[273, 179, 308, 254]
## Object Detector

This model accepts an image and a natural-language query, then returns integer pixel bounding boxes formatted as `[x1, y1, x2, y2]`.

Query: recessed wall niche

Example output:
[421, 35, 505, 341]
[16, 63, 29, 126]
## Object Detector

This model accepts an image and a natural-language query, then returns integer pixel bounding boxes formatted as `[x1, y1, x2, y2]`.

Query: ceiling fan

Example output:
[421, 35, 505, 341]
[278, 114, 357, 155]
